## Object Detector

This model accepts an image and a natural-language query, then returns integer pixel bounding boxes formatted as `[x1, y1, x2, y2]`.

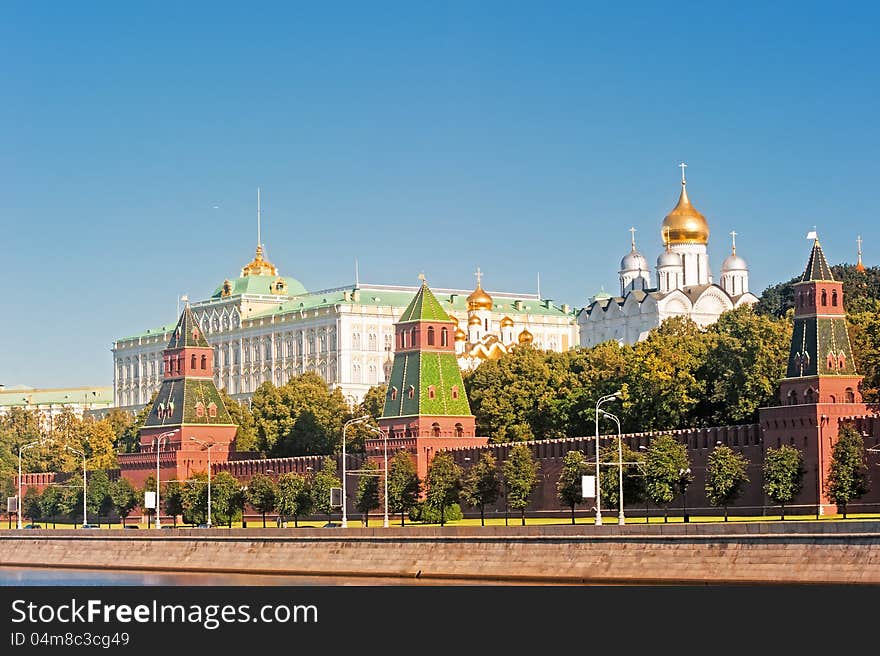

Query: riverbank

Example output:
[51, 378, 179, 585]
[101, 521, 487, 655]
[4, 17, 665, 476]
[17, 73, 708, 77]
[2, 521, 879, 585]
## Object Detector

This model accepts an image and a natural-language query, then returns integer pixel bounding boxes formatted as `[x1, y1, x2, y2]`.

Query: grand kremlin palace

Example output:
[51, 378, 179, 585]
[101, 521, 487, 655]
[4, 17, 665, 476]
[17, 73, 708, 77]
[111, 171, 752, 412]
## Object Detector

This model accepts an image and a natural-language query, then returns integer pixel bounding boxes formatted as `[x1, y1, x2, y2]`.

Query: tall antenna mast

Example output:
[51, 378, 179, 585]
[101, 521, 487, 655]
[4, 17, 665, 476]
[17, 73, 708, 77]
[355, 258, 360, 287]
[257, 187, 262, 248]
[537, 272, 541, 299]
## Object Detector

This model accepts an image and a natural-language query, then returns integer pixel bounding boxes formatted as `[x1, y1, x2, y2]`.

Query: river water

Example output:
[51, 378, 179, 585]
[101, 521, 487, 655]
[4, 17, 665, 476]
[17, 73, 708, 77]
[0, 566, 546, 586]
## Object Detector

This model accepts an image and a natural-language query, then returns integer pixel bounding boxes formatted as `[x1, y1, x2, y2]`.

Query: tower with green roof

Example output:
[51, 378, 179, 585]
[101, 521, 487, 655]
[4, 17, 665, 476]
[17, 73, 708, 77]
[376, 277, 484, 479]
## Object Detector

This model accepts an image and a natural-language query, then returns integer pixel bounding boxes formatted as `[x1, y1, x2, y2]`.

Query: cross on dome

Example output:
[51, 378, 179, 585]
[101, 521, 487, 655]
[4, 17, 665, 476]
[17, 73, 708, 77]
[678, 162, 687, 185]
[629, 226, 637, 251]
[474, 267, 483, 286]
[730, 230, 737, 255]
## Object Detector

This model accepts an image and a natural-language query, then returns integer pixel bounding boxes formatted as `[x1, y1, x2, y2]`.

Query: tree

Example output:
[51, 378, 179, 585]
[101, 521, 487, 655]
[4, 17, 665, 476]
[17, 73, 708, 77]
[826, 424, 870, 519]
[705, 445, 750, 521]
[556, 451, 589, 524]
[246, 473, 278, 528]
[110, 478, 138, 527]
[763, 445, 805, 520]
[141, 475, 157, 527]
[210, 471, 244, 527]
[82, 418, 119, 471]
[23, 486, 41, 523]
[425, 452, 462, 526]
[359, 384, 388, 420]
[117, 391, 157, 454]
[163, 481, 184, 528]
[462, 452, 502, 526]
[39, 485, 65, 528]
[643, 435, 689, 522]
[181, 473, 208, 526]
[311, 456, 341, 523]
[355, 461, 381, 526]
[387, 451, 420, 526]
[219, 388, 259, 453]
[275, 472, 313, 527]
[597, 438, 646, 514]
[86, 470, 114, 527]
[502, 443, 540, 526]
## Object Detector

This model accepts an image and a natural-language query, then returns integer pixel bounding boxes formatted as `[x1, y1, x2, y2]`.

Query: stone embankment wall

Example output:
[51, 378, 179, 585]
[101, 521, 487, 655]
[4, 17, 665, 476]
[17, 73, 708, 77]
[2, 522, 880, 584]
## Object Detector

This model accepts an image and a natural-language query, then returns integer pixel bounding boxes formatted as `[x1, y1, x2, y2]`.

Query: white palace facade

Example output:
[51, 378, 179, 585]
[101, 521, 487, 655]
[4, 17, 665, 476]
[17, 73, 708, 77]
[112, 247, 577, 411]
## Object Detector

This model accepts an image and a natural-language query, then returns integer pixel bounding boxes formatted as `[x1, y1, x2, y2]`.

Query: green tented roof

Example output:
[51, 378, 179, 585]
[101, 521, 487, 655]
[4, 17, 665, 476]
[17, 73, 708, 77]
[143, 378, 235, 428]
[800, 240, 835, 282]
[167, 305, 211, 349]
[398, 282, 452, 323]
[381, 351, 472, 419]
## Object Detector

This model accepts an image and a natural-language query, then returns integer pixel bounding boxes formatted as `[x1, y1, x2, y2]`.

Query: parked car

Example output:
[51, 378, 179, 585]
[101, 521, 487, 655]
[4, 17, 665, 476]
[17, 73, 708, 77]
[80, 524, 101, 529]
[23, 523, 42, 529]
[321, 522, 341, 528]
[123, 525, 140, 529]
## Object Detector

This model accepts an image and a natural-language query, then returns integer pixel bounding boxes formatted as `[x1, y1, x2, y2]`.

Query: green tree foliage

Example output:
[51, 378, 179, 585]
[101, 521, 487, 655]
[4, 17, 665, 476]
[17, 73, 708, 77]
[826, 424, 870, 518]
[755, 264, 880, 318]
[181, 473, 208, 526]
[104, 408, 136, 443]
[86, 470, 114, 526]
[597, 438, 645, 513]
[163, 481, 184, 527]
[22, 486, 41, 523]
[387, 451, 420, 526]
[275, 472, 313, 527]
[556, 450, 590, 524]
[210, 471, 244, 527]
[704, 445, 750, 520]
[82, 418, 119, 471]
[425, 452, 462, 526]
[354, 461, 381, 526]
[502, 443, 540, 525]
[219, 388, 258, 453]
[461, 452, 502, 526]
[251, 373, 354, 456]
[847, 299, 880, 403]
[39, 485, 65, 528]
[117, 391, 157, 454]
[246, 473, 278, 528]
[110, 478, 138, 527]
[311, 456, 341, 522]
[643, 435, 689, 522]
[359, 384, 388, 420]
[763, 445, 805, 520]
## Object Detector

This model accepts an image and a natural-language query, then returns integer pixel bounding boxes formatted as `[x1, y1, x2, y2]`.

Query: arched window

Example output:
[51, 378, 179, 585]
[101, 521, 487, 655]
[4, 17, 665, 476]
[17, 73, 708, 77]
[427, 326, 435, 346]
[428, 385, 436, 399]
[191, 354, 197, 369]
[400, 331, 406, 349]
[208, 402, 217, 417]
[195, 402, 205, 417]
[787, 390, 798, 406]
[832, 290, 838, 307]
[390, 387, 398, 401]
[830, 395, 837, 404]
[407, 385, 415, 400]
[805, 388, 816, 403]
[201, 355, 207, 370]
[838, 353, 847, 369]
[821, 289, 827, 306]
[809, 289, 815, 306]
[454, 423, 463, 437]
[827, 353, 836, 370]
[432, 422, 441, 437]
[451, 385, 459, 400]
[845, 388, 855, 403]
[410, 327, 416, 347]
[441, 327, 448, 347]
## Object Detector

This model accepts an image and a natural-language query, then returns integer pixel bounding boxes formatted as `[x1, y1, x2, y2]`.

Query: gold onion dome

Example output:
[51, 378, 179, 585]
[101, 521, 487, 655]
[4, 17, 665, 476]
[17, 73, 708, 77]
[468, 315, 482, 326]
[500, 316, 514, 327]
[241, 244, 278, 277]
[661, 183, 709, 245]
[467, 284, 493, 311]
[454, 328, 467, 341]
[518, 328, 534, 344]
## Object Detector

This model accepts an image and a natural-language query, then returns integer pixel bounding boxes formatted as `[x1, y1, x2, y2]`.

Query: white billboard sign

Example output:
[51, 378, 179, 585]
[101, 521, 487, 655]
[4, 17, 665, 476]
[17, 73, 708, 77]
[144, 491, 157, 510]
[581, 475, 596, 499]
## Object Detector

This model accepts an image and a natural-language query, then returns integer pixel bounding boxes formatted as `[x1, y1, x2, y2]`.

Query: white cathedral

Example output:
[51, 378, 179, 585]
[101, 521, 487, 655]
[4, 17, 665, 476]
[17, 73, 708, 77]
[577, 166, 758, 347]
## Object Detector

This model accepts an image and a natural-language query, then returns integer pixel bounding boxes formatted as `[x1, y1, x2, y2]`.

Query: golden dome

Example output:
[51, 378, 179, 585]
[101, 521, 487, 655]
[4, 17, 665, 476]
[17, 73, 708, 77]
[241, 245, 278, 277]
[450, 315, 459, 325]
[500, 316, 514, 328]
[468, 315, 482, 326]
[467, 284, 493, 311]
[454, 328, 467, 341]
[518, 328, 534, 344]
[661, 184, 709, 245]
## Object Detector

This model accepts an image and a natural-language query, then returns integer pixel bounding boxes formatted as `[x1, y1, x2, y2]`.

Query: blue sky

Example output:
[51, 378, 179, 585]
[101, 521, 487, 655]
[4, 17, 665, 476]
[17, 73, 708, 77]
[2, 2, 878, 388]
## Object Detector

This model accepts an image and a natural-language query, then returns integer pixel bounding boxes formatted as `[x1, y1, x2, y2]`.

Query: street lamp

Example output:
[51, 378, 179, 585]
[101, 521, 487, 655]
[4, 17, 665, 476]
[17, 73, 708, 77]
[594, 392, 621, 525]
[17, 438, 46, 529]
[190, 437, 215, 528]
[152, 429, 179, 529]
[638, 445, 649, 524]
[341, 415, 371, 528]
[599, 409, 625, 526]
[366, 424, 389, 528]
[62, 444, 87, 527]
[679, 467, 692, 523]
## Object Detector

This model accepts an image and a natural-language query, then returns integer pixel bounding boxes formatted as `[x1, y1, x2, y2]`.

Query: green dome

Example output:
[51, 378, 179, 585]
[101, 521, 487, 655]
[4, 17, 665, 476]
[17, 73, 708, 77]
[212, 275, 307, 299]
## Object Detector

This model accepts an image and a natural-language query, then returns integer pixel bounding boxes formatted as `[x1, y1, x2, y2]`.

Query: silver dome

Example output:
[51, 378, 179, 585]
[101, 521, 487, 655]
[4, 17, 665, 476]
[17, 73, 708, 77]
[656, 250, 682, 268]
[722, 254, 748, 272]
[620, 249, 649, 272]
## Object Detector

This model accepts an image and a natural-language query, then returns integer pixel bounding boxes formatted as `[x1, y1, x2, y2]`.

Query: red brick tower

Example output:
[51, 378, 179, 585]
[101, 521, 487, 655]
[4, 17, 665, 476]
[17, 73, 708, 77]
[760, 237, 869, 513]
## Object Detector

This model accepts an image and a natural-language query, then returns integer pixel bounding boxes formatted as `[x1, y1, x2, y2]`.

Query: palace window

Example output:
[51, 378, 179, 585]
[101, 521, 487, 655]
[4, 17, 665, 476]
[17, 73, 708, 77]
[432, 422, 441, 437]
[455, 423, 463, 437]
[410, 327, 417, 347]
[805, 388, 816, 403]
[821, 289, 827, 306]
[441, 327, 448, 347]
[832, 290, 838, 307]
[427, 326, 435, 346]
[201, 355, 207, 370]
[787, 390, 798, 406]
[191, 354, 197, 369]
[845, 388, 855, 403]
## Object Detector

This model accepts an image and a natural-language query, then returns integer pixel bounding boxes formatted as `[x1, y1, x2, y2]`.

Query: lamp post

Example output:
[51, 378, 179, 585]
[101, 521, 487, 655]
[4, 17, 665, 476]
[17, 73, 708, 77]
[190, 437, 215, 528]
[62, 444, 87, 527]
[341, 415, 370, 528]
[599, 409, 625, 526]
[152, 429, 179, 529]
[638, 445, 649, 524]
[594, 392, 621, 526]
[366, 425, 389, 528]
[17, 438, 45, 529]
[679, 468, 692, 523]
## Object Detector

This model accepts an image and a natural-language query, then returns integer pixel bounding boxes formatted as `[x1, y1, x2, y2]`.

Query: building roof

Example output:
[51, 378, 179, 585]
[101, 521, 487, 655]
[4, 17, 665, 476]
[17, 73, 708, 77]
[167, 305, 211, 349]
[210, 274, 307, 299]
[0, 386, 113, 407]
[398, 281, 452, 323]
[800, 239, 835, 283]
[143, 377, 236, 428]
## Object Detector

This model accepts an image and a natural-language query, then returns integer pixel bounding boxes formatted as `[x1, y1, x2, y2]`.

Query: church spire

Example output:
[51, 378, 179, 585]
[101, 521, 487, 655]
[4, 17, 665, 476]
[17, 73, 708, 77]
[240, 188, 279, 277]
[857, 235, 865, 273]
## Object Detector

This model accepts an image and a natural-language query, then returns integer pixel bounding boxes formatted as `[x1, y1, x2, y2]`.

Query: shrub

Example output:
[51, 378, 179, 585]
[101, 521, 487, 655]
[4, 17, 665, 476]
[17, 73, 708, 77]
[408, 501, 463, 524]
